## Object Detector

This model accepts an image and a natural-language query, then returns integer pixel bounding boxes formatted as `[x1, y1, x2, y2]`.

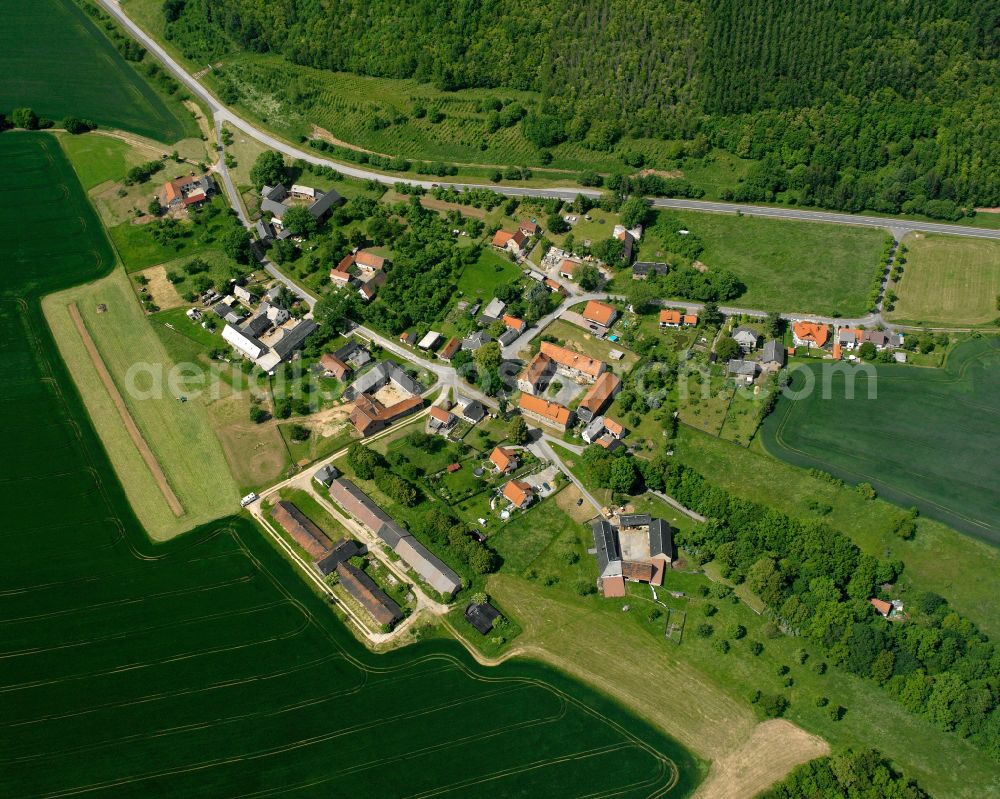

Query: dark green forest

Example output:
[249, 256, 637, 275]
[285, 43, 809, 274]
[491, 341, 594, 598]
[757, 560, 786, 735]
[163, 0, 998, 216]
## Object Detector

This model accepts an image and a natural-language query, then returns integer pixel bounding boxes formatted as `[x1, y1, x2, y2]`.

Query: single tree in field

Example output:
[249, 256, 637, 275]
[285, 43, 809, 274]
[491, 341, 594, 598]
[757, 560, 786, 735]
[619, 197, 650, 229]
[577, 263, 601, 290]
[249, 150, 286, 190]
[147, 197, 163, 217]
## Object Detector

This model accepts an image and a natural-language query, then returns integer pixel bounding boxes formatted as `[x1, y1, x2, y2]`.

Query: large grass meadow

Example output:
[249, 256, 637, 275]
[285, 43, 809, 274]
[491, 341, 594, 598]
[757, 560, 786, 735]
[761, 340, 1000, 542]
[643, 212, 886, 317]
[888, 233, 1000, 326]
[0, 132, 701, 796]
[0, 0, 192, 142]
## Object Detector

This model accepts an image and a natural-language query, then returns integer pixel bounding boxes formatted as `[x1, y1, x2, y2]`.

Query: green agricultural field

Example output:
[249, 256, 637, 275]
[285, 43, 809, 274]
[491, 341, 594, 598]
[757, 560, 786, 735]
[0, 0, 192, 142]
[888, 233, 1000, 326]
[760, 340, 1000, 542]
[44, 267, 241, 540]
[3, 131, 703, 798]
[642, 212, 885, 317]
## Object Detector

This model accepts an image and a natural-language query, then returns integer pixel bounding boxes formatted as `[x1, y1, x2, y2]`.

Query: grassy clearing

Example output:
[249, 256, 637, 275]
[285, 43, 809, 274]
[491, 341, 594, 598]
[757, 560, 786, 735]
[456, 247, 522, 301]
[888, 233, 1000, 326]
[760, 341, 1000, 543]
[57, 134, 144, 189]
[641, 211, 885, 317]
[0, 0, 192, 142]
[43, 268, 240, 539]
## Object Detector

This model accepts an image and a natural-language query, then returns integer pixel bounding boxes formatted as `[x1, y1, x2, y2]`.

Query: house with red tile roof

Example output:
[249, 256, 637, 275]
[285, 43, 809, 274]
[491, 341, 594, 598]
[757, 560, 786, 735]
[489, 446, 518, 474]
[518, 394, 573, 431]
[577, 372, 622, 422]
[659, 309, 681, 328]
[792, 321, 829, 348]
[502, 479, 534, 510]
[582, 300, 618, 329]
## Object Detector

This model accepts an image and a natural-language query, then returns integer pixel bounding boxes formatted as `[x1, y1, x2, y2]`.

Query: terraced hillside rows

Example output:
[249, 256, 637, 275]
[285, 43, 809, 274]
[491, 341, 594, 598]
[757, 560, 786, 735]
[0, 132, 702, 797]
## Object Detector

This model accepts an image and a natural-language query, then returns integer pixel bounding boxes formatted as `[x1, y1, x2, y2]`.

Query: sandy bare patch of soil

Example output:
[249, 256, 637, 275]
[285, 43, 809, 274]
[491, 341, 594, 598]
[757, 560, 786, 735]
[692, 260, 708, 273]
[554, 484, 597, 523]
[692, 719, 829, 799]
[310, 403, 353, 437]
[141, 265, 184, 310]
[373, 383, 410, 407]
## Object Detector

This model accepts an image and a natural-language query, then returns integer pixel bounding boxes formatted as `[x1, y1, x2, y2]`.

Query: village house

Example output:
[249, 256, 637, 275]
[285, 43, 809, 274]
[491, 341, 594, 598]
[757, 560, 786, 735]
[517, 342, 607, 395]
[346, 361, 425, 435]
[727, 359, 759, 384]
[315, 537, 362, 576]
[518, 393, 573, 432]
[428, 405, 456, 434]
[491, 228, 527, 255]
[862, 330, 904, 350]
[577, 371, 622, 422]
[313, 463, 340, 487]
[498, 327, 520, 347]
[732, 326, 759, 352]
[320, 352, 351, 381]
[614, 229, 635, 263]
[162, 174, 214, 208]
[683, 313, 699, 326]
[260, 183, 343, 238]
[792, 321, 829, 349]
[418, 331, 443, 351]
[582, 300, 618, 330]
[490, 446, 518, 474]
[502, 479, 534, 510]
[659, 309, 682, 328]
[518, 220, 539, 237]
[479, 297, 507, 324]
[399, 331, 417, 347]
[838, 327, 863, 350]
[503, 315, 526, 334]
[328, 479, 462, 596]
[455, 395, 487, 423]
[233, 284, 255, 305]
[462, 330, 492, 351]
[545, 277, 569, 296]
[762, 339, 786, 369]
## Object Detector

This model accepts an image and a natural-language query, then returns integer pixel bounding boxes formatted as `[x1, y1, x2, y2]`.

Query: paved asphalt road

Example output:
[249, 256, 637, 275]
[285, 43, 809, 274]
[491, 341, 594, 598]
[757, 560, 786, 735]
[98, 0, 1000, 242]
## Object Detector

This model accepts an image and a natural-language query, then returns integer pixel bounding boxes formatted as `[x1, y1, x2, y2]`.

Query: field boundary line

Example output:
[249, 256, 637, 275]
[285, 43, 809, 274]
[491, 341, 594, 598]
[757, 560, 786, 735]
[67, 302, 184, 517]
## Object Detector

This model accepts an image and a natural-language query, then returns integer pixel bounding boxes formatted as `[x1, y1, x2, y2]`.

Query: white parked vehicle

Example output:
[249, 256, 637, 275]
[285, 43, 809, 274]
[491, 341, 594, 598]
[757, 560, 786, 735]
[239, 492, 259, 508]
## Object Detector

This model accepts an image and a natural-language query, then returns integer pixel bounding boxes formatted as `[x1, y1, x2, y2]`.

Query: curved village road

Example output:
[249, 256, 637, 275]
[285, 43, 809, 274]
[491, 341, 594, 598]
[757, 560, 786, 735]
[99, 0, 1000, 241]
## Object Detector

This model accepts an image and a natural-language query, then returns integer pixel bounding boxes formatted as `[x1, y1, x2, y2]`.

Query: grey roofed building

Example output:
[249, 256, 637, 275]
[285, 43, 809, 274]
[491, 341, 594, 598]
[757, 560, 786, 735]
[313, 463, 340, 486]
[497, 327, 520, 347]
[395, 536, 462, 597]
[456, 395, 486, 423]
[648, 518, 675, 562]
[233, 285, 254, 304]
[591, 520, 621, 575]
[261, 196, 289, 217]
[336, 561, 403, 626]
[732, 326, 759, 351]
[727, 359, 758, 378]
[762, 339, 785, 366]
[480, 297, 507, 322]
[242, 312, 272, 338]
[255, 218, 274, 241]
[376, 521, 407, 549]
[462, 331, 491, 351]
[346, 360, 424, 401]
[271, 319, 318, 360]
[306, 187, 344, 219]
[315, 538, 363, 576]
[276, 227, 294, 240]
[223, 310, 243, 325]
[335, 340, 372, 368]
[212, 299, 233, 318]
[582, 416, 606, 444]
[262, 184, 289, 202]
[632, 261, 668, 279]
[465, 601, 501, 635]
[619, 513, 652, 529]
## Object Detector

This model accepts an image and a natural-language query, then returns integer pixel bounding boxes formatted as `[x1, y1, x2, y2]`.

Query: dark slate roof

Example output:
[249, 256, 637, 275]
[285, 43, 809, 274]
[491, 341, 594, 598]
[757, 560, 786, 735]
[498, 328, 520, 346]
[242, 312, 272, 338]
[465, 602, 501, 635]
[271, 319, 317, 359]
[315, 538, 362, 576]
[648, 518, 674, 560]
[591, 520, 620, 574]
[336, 561, 403, 625]
[255, 219, 274, 241]
[633, 261, 668, 276]
[308, 188, 343, 218]
[619, 513, 651, 529]
[376, 521, 406, 548]
[260, 197, 289, 217]
[459, 398, 486, 423]
[727, 359, 758, 376]
[762, 339, 785, 364]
